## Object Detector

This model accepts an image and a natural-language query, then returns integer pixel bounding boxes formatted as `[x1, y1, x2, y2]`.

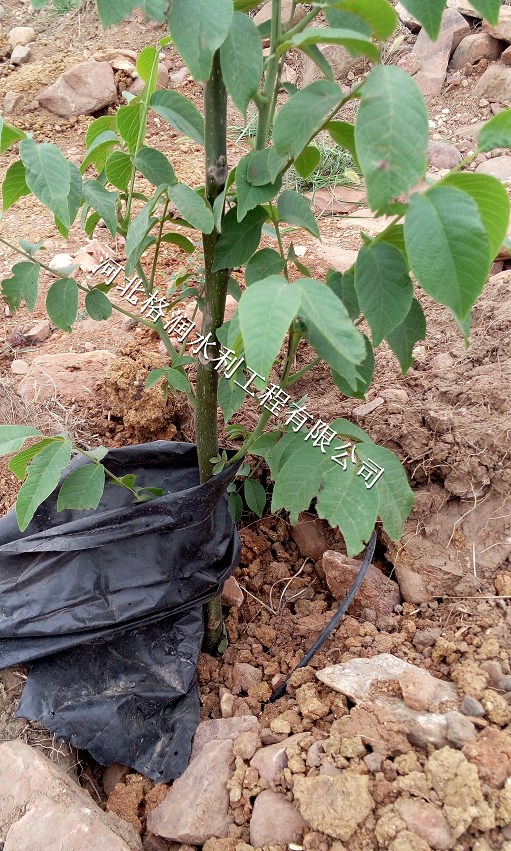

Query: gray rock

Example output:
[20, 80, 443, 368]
[3, 91, 24, 113]
[474, 64, 511, 104]
[24, 319, 50, 343]
[8, 26, 36, 48]
[394, 565, 434, 603]
[395, 1, 420, 30]
[11, 44, 32, 66]
[38, 60, 117, 118]
[11, 359, 29, 375]
[483, 6, 511, 42]
[250, 790, 307, 847]
[0, 740, 141, 850]
[232, 662, 262, 693]
[394, 799, 455, 850]
[460, 694, 485, 717]
[190, 715, 260, 761]
[445, 711, 477, 748]
[146, 739, 234, 844]
[499, 674, 511, 692]
[475, 154, 511, 182]
[427, 140, 463, 171]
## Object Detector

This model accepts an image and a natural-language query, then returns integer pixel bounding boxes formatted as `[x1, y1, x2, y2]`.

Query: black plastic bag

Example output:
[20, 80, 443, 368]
[0, 441, 240, 780]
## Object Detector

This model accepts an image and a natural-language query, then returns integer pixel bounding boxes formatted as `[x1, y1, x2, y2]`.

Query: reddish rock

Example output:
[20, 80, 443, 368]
[502, 45, 511, 64]
[190, 716, 260, 761]
[8, 26, 36, 47]
[291, 511, 332, 561]
[232, 662, 262, 694]
[427, 141, 462, 171]
[18, 350, 115, 402]
[293, 773, 374, 841]
[483, 6, 511, 42]
[335, 703, 411, 757]
[394, 565, 433, 604]
[250, 733, 308, 783]
[396, 52, 421, 75]
[394, 799, 455, 850]
[463, 727, 511, 788]
[38, 60, 117, 118]
[103, 764, 130, 797]
[307, 186, 365, 216]
[322, 550, 401, 616]
[476, 154, 511, 181]
[221, 575, 244, 607]
[250, 790, 308, 847]
[450, 32, 503, 70]
[413, 8, 470, 95]
[474, 64, 511, 104]
[24, 320, 51, 344]
[0, 740, 141, 850]
[147, 739, 234, 844]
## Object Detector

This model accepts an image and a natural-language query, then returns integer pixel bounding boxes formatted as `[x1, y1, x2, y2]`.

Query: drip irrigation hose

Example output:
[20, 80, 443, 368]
[268, 529, 378, 703]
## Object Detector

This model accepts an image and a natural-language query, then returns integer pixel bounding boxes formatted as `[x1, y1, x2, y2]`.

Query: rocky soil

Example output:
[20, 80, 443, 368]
[0, 1, 511, 850]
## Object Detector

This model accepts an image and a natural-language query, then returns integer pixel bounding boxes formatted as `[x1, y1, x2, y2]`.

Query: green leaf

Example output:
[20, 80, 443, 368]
[273, 80, 343, 161]
[160, 232, 195, 253]
[168, 184, 214, 233]
[20, 139, 82, 231]
[386, 297, 426, 374]
[85, 115, 116, 149]
[137, 45, 158, 82]
[218, 375, 246, 421]
[8, 438, 57, 480]
[393, 0, 445, 40]
[125, 200, 158, 273]
[19, 239, 45, 257]
[57, 463, 105, 512]
[2, 160, 30, 212]
[236, 152, 282, 222]
[298, 43, 335, 81]
[287, 28, 379, 63]
[248, 431, 281, 458]
[355, 243, 413, 346]
[272, 442, 331, 524]
[146, 368, 167, 388]
[355, 65, 428, 213]
[325, 0, 398, 40]
[0, 116, 26, 154]
[16, 439, 73, 531]
[168, 0, 233, 81]
[324, 8, 371, 35]
[468, 0, 501, 25]
[228, 491, 243, 522]
[442, 172, 510, 261]
[80, 130, 118, 173]
[116, 102, 143, 154]
[245, 247, 285, 286]
[96, 0, 167, 25]
[404, 186, 490, 322]
[85, 211, 102, 238]
[277, 189, 320, 238]
[248, 148, 289, 187]
[294, 146, 321, 180]
[220, 12, 263, 117]
[238, 276, 301, 380]
[46, 278, 79, 332]
[1, 262, 40, 312]
[478, 108, 511, 152]
[105, 151, 133, 191]
[325, 120, 359, 168]
[316, 460, 379, 556]
[0, 425, 42, 457]
[150, 90, 205, 145]
[332, 334, 375, 399]
[82, 180, 119, 237]
[357, 442, 414, 541]
[374, 222, 407, 258]
[326, 268, 360, 321]
[134, 146, 177, 187]
[213, 205, 268, 271]
[244, 478, 266, 517]
[164, 367, 192, 393]
[295, 278, 366, 372]
[85, 288, 113, 321]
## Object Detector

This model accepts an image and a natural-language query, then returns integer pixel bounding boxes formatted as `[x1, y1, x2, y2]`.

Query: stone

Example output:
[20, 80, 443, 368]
[0, 740, 141, 850]
[308, 186, 365, 215]
[11, 44, 31, 65]
[19, 351, 116, 403]
[390, 831, 432, 851]
[397, 52, 421, 75]
[475, 154, 511, 181]
[128, 78, 145, 96]
[445, 711, 476, 748]
[322, 551, 401, 616]
[302, 43, 358, 87]
[157, 63, 168, 87]
[253, 0, 306, 26]
[353, 397, 384, 417]
[413, 8, 470, 96]
[293, 773, 374, 841]
[48, 252, 76, 273]
[233, 730, 260, 761]
[460, 695, 485, 717]
[249, 790, 307, 847]
[483, 6, 511, 42]
[334, 703, 411, 757]
[146, 739, 234, 844]
[427, 141, 463, 170]
[394, 799, 455, 850]
[103, 764, 130, 797]
[169, 66, 188, 86]
[314, 243, 358, 271]
[190, 716, 260, 761]
[38, 60, 117, 118]
[316, 654, 458, 708]
[394, 565, 433, 604]
[232, 663, 262, 694]
[395, 1, 420, 30]
[250, 733, 307, 783]
[11, 359, 29, 375]
[3, 91, 24, 113]
[221, 575, 244, 607]
[8, 26, 36, 48]
[502, 45, 511, 64]
[24, 319, 50, 343]
[480, 688, 511, 725]
[463, 727, 511, 789]
[290, 511, 331, 561]
[450, 32, 503, 70]
[474, 64, 511, 104]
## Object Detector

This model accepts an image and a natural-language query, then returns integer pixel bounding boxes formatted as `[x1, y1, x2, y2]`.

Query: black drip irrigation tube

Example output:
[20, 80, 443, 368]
[268, 529, 378, 703]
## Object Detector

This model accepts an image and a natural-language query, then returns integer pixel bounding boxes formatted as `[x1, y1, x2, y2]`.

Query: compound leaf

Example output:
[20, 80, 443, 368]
[57, 463, 105, 512]
[17, 439, 73, 531]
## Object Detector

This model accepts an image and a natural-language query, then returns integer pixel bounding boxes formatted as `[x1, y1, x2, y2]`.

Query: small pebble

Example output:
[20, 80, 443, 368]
[460, 695, 485, 717]
[11, 359, 29, 375]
